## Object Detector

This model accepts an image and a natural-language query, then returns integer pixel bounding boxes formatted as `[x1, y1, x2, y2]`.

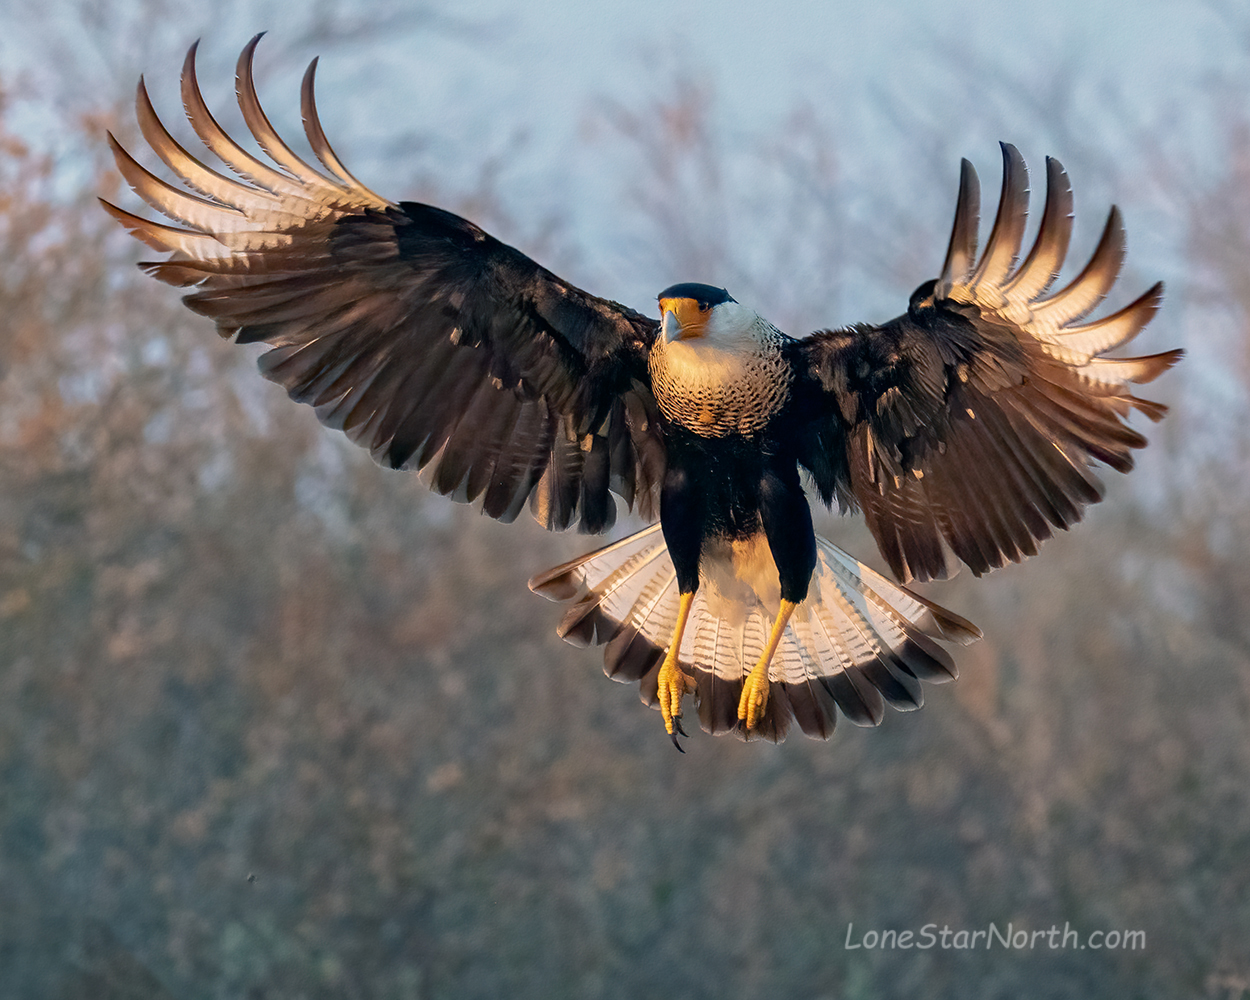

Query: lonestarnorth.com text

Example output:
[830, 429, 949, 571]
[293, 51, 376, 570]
[844, 922, 1146, 952]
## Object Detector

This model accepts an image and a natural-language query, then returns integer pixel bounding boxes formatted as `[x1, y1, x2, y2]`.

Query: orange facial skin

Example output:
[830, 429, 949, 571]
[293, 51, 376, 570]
[658, 296, 711, 340]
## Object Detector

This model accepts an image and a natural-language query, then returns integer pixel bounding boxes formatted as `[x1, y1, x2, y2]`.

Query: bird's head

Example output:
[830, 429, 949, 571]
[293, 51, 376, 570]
[657, 283, 757, 348]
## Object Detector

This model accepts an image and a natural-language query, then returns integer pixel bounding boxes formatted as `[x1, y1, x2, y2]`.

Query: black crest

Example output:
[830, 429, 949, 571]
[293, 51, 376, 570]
[657, 283, 736, 308]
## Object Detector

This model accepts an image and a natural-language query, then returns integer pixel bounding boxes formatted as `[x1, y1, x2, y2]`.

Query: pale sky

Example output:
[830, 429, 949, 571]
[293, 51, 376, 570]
[2, 0, 1242, 421]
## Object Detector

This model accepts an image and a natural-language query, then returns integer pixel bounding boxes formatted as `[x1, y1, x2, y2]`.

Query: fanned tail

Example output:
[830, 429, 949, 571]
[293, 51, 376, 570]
[529, 526, 980, 743]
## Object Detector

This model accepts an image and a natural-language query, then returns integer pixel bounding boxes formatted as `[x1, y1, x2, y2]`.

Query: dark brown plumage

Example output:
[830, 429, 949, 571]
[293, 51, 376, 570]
[103, 37, 1180, 744]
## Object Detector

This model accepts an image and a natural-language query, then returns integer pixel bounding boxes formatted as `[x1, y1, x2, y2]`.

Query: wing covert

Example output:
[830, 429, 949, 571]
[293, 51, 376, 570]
[102, 36, 665, 533]
[794, 143, 1181, 583]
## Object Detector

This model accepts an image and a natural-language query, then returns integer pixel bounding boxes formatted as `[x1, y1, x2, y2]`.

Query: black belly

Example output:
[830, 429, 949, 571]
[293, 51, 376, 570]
[660, 425, 817, 603]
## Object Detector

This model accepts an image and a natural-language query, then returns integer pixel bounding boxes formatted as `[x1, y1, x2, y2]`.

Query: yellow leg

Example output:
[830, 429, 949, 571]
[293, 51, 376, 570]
[657, 591, 697, 743]
[738, 599, 798, 731]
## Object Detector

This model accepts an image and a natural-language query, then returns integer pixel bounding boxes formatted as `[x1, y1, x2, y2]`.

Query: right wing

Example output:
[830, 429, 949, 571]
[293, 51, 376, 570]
[792, 144, 1181, 582]
[101, 36, 666, 533]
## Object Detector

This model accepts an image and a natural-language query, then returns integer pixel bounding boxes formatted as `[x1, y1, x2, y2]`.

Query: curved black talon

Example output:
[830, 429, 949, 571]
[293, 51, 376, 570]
[669, 716, 688, 752]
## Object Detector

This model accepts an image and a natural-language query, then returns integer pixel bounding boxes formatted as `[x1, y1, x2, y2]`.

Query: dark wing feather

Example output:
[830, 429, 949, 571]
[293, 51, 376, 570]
[101, 36, 664, 533]
[794, 144, 1181, 583]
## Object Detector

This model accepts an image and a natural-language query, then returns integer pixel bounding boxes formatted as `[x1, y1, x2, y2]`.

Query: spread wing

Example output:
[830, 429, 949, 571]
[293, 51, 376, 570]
[101, 36, 665, 533]
[793, 143, 1182, 583]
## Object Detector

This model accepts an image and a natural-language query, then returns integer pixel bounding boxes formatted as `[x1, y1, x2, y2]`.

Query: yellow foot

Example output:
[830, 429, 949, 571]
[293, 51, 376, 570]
[737, 658, 771, 730]
[737, 598, 798, 732]
[657, 590, 697, 750]
[657, 653, 696, 744]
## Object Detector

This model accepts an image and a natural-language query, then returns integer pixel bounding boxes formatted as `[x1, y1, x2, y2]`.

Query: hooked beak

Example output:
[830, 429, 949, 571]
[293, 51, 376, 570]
[661, 309, 683, 343]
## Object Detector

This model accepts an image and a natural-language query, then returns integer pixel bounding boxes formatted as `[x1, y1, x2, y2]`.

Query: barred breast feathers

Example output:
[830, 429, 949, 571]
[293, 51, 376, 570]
[648, 318, 793, 437]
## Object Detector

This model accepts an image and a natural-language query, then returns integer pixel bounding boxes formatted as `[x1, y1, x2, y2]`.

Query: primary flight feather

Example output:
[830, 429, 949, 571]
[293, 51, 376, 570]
[103, 36, 1181, 745]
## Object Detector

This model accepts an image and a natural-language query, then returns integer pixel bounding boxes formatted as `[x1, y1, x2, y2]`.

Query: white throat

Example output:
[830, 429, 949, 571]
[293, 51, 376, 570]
[649, 306, 792, 437]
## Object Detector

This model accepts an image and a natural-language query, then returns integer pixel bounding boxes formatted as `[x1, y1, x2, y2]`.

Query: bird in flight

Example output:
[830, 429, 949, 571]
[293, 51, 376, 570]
[103, 36, 1180, 747]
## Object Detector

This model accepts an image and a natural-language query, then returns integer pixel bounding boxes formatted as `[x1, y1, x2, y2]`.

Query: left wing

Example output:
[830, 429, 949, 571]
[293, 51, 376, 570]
[791, 144, 1181, 583]
[101, 36, 666, 533]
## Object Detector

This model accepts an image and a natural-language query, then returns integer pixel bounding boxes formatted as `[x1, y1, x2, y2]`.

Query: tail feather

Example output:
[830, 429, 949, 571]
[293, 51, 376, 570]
[530, 524, 981, 742]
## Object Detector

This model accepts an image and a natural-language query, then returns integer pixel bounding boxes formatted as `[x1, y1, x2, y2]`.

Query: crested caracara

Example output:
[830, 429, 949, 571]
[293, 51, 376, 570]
[103, 37, 1181, 746]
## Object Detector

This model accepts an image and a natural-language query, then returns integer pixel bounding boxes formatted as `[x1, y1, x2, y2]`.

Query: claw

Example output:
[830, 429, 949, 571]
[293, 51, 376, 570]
[669, 728, 686, 753]
[657, 655, 696, 737]
[737, 663, 771, 730]
[737, 599, 798, 730]
[656, 590, 697, 740]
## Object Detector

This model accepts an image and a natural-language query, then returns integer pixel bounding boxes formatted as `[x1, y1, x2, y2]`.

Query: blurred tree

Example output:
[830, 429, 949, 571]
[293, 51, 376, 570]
[0, 9, 1245, 1000]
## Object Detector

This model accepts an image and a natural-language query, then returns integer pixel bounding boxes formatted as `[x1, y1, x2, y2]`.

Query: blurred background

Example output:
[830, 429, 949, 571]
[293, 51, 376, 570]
[0, 0, 1246, 997]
